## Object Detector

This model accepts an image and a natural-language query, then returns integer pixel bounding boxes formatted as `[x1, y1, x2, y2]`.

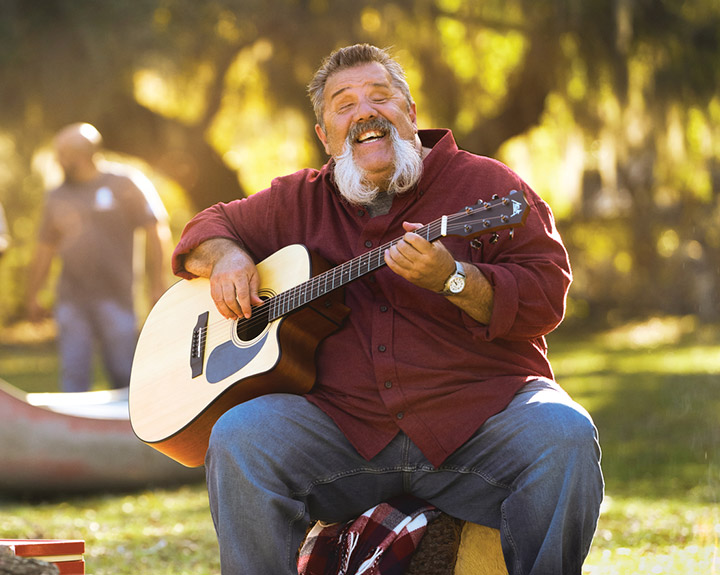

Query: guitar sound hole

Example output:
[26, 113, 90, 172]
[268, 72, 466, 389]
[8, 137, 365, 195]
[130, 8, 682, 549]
[235, 295, 270, 342]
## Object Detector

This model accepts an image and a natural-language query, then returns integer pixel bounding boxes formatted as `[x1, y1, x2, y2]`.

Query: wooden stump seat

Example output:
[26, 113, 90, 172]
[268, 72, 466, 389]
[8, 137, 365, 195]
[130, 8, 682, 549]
[454, 522, 507, 575]
[405, 513, 508, 575]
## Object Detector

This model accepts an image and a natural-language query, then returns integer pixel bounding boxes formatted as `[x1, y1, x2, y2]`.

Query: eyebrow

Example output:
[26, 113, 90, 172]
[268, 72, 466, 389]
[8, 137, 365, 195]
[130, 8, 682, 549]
[329, 81, 392, 102]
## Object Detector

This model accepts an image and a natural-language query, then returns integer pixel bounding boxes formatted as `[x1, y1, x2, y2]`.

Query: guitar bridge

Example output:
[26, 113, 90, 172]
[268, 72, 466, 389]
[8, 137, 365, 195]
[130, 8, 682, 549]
[190, 311, 209, 378]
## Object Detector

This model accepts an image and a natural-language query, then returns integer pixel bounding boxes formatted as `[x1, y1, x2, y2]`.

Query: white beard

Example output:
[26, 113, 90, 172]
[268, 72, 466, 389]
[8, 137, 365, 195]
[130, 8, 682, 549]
[333, 123, 423, 206]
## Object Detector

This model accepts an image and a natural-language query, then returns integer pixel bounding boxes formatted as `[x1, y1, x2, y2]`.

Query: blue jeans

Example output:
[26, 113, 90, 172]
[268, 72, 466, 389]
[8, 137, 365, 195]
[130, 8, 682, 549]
[206, 379, 604, 575]
[55, 300, 138, 392]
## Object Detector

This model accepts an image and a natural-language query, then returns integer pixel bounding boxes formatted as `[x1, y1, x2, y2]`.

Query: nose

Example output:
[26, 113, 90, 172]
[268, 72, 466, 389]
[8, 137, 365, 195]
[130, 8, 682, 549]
[353, 96, 377, 123]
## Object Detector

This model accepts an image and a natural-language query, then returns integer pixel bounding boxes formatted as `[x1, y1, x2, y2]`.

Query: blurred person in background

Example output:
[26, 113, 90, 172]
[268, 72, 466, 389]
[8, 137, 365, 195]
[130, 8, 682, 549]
[26, 122, 170, 392]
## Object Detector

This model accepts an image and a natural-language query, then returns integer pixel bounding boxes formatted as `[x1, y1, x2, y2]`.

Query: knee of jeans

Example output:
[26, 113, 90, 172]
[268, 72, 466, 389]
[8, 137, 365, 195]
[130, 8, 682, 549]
[540, 402, 600, 458]
[208, 403, 259, 457]
[207, 396, 293, 460]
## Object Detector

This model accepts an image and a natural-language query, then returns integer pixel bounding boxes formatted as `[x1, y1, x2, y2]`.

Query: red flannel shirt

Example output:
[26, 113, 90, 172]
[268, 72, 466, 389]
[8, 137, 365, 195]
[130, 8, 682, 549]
[172, 129, 572, 467]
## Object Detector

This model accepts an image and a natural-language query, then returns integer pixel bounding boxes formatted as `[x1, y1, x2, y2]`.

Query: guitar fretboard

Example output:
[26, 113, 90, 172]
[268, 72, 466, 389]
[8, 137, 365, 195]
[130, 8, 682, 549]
[266, 218, 443, 320]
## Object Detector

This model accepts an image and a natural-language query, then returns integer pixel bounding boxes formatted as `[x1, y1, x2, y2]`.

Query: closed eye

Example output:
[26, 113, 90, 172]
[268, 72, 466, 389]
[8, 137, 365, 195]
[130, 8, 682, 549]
[334, 101, 355, 114]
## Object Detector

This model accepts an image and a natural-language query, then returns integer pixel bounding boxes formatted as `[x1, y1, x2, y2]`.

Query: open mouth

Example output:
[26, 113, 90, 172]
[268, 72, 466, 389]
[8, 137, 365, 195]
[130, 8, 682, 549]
[356, 129, 386, 144]
[349, 118, 392, 145]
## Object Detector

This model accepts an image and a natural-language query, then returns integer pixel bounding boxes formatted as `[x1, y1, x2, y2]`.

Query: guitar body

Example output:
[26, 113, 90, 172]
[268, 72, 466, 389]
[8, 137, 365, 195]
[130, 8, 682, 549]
[129, 245, 350, 467]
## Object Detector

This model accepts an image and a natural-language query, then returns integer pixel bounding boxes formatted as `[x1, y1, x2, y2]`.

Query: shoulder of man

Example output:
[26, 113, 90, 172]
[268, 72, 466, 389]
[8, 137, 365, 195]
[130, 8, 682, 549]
[269, 166, 327, 189]
[99, 162, 168, 220]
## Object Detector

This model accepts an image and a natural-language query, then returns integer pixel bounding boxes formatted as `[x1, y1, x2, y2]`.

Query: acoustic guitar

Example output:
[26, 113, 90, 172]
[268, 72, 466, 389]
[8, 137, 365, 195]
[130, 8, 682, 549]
[129, 190, 529, 467]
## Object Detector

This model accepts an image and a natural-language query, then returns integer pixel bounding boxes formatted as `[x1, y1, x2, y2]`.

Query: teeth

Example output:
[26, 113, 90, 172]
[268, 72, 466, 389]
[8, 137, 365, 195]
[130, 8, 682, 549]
[357, 130, 384, 143]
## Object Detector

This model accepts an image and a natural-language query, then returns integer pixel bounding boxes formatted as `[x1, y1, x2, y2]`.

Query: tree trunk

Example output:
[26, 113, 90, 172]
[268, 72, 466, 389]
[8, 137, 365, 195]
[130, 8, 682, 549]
[95, 97, 246, 210]
[461, 31, 560, 156]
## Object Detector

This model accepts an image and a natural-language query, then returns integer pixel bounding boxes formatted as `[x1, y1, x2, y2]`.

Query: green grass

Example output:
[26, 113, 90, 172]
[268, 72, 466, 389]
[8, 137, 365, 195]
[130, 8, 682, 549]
[0, 487, 219, 574]
[547, 317, 720, 574]
[1, 316, 718, 573]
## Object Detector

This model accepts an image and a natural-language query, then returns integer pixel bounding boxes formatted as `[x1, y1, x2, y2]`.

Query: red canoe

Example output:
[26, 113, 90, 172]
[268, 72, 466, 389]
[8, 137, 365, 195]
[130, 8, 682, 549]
[0, 378, 204, 494]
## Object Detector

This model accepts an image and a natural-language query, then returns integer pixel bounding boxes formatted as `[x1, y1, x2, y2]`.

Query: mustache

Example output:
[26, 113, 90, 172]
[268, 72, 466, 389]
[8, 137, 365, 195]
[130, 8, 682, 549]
[333, 119, 423, 205]
[347, 117, 393, 143]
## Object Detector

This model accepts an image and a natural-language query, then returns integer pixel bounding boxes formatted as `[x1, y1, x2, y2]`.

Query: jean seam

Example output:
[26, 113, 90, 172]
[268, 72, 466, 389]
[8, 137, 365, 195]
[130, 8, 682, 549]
[434, 465, 514, 491]
[290, 465, 408, 499]
[402, 433, 412, 492]
[286, 502, 307, 572]
[500, 500, 524, 575]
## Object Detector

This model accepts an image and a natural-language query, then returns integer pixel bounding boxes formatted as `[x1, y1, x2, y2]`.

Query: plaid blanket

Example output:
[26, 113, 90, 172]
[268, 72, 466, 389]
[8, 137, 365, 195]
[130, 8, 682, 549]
[297, 495, 440, 575]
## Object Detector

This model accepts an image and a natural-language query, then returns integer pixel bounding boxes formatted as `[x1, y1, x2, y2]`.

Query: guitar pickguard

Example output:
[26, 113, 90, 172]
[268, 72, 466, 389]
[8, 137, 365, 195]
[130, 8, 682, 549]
[205, 332, 271, 384]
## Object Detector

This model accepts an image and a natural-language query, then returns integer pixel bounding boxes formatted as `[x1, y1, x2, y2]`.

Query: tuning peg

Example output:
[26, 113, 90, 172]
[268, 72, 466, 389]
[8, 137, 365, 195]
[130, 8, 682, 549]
[491, 194, 499, 200]
[489, 233, 499, 244]
[509, 228, 515, 240]
[470, 238, 483, 250]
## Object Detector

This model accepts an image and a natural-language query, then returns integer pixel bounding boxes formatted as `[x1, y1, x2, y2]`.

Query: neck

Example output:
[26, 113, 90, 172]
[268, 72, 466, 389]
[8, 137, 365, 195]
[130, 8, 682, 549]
[67, 164, 100, 183]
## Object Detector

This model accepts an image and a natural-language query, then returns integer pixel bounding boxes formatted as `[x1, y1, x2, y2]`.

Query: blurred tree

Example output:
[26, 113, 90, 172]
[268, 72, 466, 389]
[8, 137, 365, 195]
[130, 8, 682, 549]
[0, 0, 718, 322]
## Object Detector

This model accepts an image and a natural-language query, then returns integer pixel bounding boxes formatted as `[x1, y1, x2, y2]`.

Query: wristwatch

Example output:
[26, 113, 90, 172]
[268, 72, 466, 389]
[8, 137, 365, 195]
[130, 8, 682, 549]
[442, 261, 466, 295]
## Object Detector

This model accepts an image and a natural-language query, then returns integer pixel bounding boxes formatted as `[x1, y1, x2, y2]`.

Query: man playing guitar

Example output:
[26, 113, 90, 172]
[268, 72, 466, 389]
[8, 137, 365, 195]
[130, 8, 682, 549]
[168, 44, 603, 575]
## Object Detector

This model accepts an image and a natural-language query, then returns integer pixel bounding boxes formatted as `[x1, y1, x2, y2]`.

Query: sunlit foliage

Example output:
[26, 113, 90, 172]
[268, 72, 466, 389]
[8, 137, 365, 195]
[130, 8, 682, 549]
[0, 0, 719, 324]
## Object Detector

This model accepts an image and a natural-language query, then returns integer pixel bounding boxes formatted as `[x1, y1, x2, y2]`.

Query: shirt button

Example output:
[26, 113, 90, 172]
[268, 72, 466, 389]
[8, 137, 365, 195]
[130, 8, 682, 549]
[378, 345, 386, 352]
[380, 305, 388, 312]
[384, 381, 392, 389]
[365, 240, 373, 248]
[396, 412, 404, 420]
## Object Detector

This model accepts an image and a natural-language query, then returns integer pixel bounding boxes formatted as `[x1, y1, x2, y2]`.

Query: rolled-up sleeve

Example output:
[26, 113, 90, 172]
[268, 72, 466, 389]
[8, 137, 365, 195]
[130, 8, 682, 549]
[171, 201, 248, 279]
[464, 193, 572, 342]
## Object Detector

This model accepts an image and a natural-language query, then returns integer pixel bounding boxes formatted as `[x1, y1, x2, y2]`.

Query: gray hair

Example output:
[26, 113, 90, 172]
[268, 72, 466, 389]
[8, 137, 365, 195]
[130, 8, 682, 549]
[308, 44, 413, 129]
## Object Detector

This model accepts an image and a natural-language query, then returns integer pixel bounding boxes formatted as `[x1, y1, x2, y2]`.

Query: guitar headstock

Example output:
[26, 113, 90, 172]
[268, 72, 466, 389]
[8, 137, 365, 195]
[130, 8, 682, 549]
[443, 189, 529, 240]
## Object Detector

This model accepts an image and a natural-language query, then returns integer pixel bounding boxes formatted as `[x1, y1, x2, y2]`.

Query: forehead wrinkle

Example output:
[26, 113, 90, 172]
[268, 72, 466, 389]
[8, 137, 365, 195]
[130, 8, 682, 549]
[329, 79, 393, 104]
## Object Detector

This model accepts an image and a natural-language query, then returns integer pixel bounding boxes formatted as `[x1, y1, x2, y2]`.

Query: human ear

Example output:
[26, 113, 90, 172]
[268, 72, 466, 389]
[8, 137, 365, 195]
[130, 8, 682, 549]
[315, 124, 331, 155]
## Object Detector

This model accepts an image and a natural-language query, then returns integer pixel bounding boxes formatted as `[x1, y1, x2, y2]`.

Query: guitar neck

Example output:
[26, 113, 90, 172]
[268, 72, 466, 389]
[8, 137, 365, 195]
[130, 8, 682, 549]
[254, 189, 528, 323]
[265, 218, 444, 321]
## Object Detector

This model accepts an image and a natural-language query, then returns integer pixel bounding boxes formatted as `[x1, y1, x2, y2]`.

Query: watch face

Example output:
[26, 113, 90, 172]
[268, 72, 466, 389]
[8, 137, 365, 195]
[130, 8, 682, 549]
[448, 275, 465, 293]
